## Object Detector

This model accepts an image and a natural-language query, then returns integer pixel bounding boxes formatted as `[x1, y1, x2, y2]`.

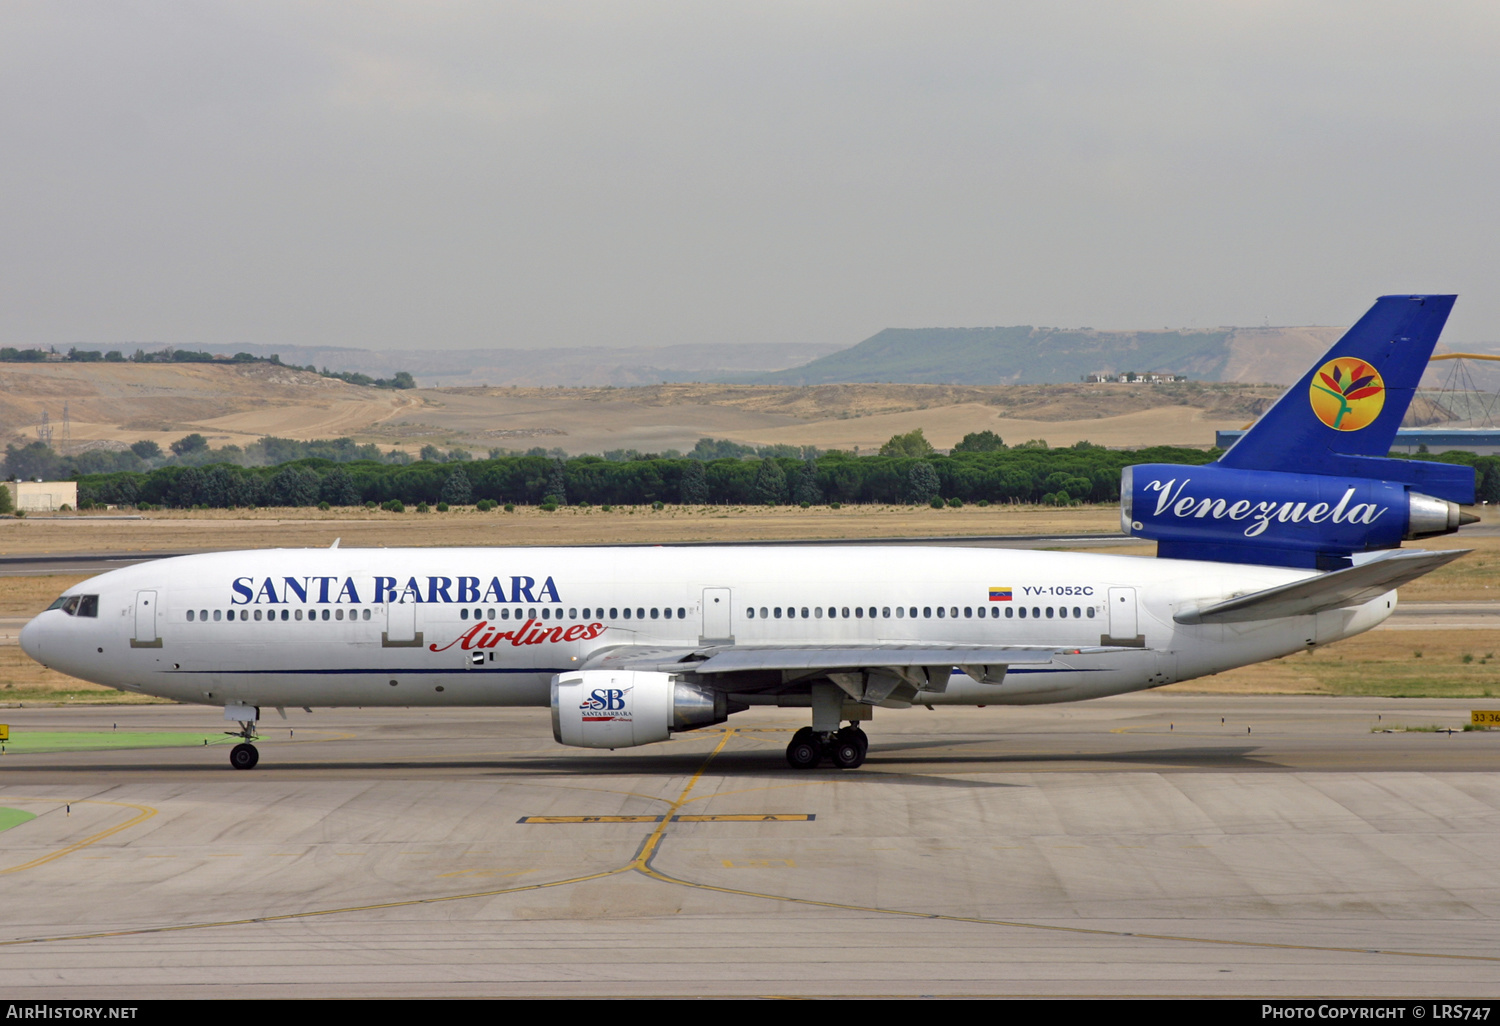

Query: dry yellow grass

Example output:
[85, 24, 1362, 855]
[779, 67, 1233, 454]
[0, 644, 168, 704]
[0, 575, 89, 617]
[488, 381, 1280, 422]
[1165, 629, 1500, 698]
[1383, 532, 1500, 601]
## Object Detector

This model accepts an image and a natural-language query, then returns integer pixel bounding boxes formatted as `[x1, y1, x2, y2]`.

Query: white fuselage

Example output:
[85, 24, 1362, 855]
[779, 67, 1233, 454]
[19, 545, 1394, 711]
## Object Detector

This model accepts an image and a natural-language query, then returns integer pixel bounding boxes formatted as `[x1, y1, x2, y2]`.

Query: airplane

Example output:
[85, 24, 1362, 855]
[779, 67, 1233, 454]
[18, 295, 1479, 771]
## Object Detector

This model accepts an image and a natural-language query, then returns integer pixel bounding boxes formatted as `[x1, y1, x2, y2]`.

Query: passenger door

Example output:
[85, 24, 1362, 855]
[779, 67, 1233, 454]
[383, 599, 422, 648]
[701, 588, 732, 644]
[1105, 587, 1144, 647]
[131, 590, 161, 649]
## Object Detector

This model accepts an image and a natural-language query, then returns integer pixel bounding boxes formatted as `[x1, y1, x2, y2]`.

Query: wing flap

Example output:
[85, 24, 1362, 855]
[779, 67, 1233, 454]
[1174, 548, 1466, 625]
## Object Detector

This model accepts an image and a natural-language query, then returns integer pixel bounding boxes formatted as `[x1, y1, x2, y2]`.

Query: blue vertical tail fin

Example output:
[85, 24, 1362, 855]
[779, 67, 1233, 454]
[1219, 294, 1455, 473]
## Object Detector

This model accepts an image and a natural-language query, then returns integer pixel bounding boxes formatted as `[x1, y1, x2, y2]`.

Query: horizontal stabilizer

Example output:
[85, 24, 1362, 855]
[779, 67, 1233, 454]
[1322, 454, 1476, 506]
[1173, 548, 1466, 625]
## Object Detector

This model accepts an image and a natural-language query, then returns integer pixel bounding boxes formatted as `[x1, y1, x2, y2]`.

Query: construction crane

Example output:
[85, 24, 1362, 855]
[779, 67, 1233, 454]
[1426, 352, 1500, 430]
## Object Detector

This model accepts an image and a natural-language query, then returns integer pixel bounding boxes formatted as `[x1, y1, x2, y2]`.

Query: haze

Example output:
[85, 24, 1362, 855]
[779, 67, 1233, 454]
[2, 2, 1496, 352]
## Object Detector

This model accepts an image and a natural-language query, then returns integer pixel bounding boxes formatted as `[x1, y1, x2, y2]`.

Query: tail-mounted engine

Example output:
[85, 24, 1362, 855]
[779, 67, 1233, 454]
[1122, 464, 1476, 570]
[551, 670, 731, 749]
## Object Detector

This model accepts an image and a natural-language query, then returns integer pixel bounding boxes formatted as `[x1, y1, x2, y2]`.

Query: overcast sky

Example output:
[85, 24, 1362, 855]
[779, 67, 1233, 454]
[2, 2, 1497, 352]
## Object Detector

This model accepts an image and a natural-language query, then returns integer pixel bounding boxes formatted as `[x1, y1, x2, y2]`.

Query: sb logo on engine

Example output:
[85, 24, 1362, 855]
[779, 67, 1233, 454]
[582, 688, 629, 711]
[1310, 358, 1385, 431]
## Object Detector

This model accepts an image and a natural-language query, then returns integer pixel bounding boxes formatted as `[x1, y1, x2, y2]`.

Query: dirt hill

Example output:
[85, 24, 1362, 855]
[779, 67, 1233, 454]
[18, 359, 1492, 457]
[0, 362, 414, 454]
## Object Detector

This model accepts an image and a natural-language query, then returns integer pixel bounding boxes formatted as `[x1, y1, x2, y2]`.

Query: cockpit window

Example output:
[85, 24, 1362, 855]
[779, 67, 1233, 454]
[47, 594, 99, 617]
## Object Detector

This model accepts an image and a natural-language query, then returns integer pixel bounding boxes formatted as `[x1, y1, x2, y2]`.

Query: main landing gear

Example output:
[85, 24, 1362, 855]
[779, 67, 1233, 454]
[785, 724, 868, 770]
[227, 715, 260, 770]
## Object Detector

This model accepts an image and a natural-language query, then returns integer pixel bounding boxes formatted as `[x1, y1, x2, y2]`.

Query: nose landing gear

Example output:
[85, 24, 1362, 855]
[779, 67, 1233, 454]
[784, 724, 868, 770]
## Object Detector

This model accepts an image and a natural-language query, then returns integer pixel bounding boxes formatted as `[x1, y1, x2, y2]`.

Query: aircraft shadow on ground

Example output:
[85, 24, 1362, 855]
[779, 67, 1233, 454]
[0, 739, 1275, 779]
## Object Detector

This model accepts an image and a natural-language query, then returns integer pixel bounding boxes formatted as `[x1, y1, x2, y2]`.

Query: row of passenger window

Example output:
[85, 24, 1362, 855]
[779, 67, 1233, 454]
[184, 602, 1097, 625]
[458, 607, 687, 621]
[748, 605, 1097, 620]
[187, 608, 373, 622]
[184, 605, 682, 624]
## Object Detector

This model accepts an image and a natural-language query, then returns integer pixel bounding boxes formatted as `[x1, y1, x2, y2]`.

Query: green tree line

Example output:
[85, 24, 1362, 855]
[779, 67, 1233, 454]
[20, 432, 1497, 512]
[72, 446, 1223, 509]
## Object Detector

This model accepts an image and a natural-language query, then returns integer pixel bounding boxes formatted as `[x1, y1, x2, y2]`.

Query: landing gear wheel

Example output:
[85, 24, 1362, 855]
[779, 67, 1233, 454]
[831, 736, 864, 769]
[230, 743, 259, 770]
[786, 735, 821, 770]
[844, 725, 868, 758]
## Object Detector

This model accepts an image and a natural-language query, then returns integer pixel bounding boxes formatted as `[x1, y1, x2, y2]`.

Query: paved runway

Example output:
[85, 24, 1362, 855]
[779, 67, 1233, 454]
[1, 697, 1498, 998]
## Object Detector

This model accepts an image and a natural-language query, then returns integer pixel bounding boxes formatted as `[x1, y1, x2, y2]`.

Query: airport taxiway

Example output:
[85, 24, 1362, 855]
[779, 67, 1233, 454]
[1, 697, 1498, 998]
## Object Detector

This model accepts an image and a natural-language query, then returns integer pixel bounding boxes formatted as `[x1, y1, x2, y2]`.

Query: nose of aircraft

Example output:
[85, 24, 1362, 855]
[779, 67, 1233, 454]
[19, 615, 44, 663]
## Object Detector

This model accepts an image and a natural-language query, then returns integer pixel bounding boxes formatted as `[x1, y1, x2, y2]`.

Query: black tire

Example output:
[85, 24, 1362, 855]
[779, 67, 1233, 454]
[786, 737, 821, 770]
[230, 743, 259, 770]
[831, 738, 864, 769]
[845, 725, 869, 757]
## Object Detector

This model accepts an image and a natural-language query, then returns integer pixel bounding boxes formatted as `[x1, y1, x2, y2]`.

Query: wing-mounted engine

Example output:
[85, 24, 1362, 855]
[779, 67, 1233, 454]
[551, 670, 731, 749]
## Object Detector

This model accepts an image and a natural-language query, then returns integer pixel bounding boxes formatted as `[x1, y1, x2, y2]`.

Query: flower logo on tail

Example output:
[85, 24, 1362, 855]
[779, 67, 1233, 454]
[1309, 358, 1385, 431]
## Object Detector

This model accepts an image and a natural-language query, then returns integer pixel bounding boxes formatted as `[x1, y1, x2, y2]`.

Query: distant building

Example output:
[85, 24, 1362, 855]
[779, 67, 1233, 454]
[1083, 372, 1189, 384]
[4, 480, 78, 512]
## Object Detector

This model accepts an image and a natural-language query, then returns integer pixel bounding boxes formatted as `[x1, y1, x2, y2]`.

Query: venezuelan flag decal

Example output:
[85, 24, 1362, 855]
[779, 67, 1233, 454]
[989, 587, 1012, 601]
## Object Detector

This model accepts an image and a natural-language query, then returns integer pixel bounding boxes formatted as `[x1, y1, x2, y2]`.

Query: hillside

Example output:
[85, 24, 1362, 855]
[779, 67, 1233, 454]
[98, 341, 846, 388]
[746, 325, 1356, 387]
[5, 362, 1482, 461]
[0, 361, 414, 454]
[0, 363, 1288, 457]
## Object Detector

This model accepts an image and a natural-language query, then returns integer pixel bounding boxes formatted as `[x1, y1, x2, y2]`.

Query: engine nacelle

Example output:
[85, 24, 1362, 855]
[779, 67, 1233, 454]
[551, 670, 730, 749]
[1122, 464, 1473, 569]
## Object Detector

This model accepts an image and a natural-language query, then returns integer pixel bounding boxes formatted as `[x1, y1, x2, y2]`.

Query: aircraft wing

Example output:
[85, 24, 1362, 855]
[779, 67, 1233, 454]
[582, 643, 1108, 675]
[578, 642, 1134, 703]
[1173, 547, 1466, 625]
[690, 645, 1093, 673]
